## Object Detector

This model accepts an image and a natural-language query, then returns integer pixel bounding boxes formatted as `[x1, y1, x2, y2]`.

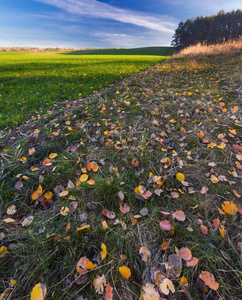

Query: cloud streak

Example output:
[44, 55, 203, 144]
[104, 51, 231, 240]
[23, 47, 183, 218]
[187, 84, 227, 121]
[35, 0, 177, 33]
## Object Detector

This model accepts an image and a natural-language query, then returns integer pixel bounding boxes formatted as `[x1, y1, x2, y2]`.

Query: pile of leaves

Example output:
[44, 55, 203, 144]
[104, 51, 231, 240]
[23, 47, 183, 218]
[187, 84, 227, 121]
[0, 49, 241, 299]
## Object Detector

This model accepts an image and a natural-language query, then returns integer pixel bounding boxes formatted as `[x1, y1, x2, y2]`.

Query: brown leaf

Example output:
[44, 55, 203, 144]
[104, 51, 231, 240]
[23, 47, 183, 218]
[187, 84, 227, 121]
[200, 224, 208, 234]
[102, 209, 116, 219]
[172, 210, 186, 221]
[139, 246, 151, 263]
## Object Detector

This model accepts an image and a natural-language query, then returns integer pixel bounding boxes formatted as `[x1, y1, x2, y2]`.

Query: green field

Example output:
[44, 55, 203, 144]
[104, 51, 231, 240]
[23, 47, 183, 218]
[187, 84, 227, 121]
[0, 47, 172, 128]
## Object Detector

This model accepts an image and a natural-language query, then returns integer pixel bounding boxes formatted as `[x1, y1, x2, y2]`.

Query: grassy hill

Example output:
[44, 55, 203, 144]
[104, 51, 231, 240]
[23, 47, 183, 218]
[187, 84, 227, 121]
[0, 48, 241, 299]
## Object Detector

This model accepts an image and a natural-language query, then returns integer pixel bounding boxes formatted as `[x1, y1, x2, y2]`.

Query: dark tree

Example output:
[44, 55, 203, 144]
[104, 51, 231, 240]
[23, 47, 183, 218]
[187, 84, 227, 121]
[171, 9, 242, 50]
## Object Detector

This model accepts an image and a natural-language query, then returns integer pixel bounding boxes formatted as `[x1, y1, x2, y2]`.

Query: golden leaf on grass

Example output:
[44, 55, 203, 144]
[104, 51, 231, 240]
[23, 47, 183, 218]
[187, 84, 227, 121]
[79, 174, 88, 182]
[119, 266, 131, 279]
[199, 271, 219, 290]
[85, 261, 96, 270]
[100, 243, 107, 260]
[180, 276, 188, 287]
[102, 220, 108, 230]
[222, 201, 238, 215]
[141, 283, 160, 300]
[60, 207, 69, 216]
[0, 246, 8, 258]
[159, 278, 175, 295]
[93, 274, 106, 294]
[7, 205, 16, 215]
[49, 153, 58, 159]
[176, 173, 185, 182]
[161, 238, 172, 250]
[139, 246, 151, 263]
[77, 225, 90, 231]
[211, 175, 219, 183]
[30, 283, 47, 300]
[44, 192, 53, 199]
[219, 225, 225, 238]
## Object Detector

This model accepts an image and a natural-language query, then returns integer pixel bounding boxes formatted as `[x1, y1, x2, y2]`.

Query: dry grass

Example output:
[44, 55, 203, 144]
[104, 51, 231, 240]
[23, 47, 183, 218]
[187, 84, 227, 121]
[174, 37, 242, 57]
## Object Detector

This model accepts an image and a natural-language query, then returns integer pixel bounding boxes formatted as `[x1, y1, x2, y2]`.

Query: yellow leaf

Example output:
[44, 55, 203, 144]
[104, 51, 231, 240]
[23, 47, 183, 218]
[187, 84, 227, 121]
[219, 225, 225, 238]
[180, 276, 188, 287]
[77, 225, 90, 231]
[60, 207, 69, 216]
[0, 246, 8, 258]
[176, 173, 185, 182]
[30, 283, 47, 300]
[211, 175, 219, 183]
[79, 174, 88, 182]
[221, 201, 238, 215]
[119, 266, 131, 279]
[85, 261, 96, 270]
[102, 220, 108, 230]
[100, 243, 107, 260]
[49, 153, 58, 159]
[44, 192, 53, 199]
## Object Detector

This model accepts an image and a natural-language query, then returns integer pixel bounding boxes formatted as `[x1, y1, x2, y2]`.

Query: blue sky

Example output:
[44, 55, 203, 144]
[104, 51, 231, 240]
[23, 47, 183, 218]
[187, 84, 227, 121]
[0, 0, 241, 48]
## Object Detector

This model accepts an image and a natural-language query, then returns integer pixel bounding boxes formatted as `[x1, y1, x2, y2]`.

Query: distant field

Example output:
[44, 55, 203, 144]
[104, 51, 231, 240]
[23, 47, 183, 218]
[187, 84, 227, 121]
[0, 47, 171, 128]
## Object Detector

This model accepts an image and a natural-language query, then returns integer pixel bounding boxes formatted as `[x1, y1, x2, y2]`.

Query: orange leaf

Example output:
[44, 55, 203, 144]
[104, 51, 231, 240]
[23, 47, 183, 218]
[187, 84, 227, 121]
[119, 266, 131, 279]
[119, 203, 130, 214]
[85, 261, 96, 270]
[131, 159, 139, 167]
[222, 201, 238, 215]
[186, 256, 199, 267]
[200, 224, 208, 234]
[197, 131, 205, 138]
[105, 283, 113, 300]
[139, 246, 151, 263]
[161, 238, 172, 250]
[199, 271, 219, 290]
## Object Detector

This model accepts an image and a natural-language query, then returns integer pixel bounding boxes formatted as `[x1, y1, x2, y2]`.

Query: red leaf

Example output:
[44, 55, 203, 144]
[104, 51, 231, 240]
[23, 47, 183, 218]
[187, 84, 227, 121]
[119, 203, 130, 214]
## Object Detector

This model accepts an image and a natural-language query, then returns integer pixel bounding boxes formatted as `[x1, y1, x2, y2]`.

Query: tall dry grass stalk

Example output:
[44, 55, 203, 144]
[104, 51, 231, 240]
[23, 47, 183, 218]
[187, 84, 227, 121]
[174, 37, 242, 57]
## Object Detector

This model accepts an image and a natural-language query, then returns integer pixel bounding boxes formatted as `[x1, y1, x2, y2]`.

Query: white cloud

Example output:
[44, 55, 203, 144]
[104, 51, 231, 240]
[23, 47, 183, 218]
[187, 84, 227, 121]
[35, 0, 178, 33]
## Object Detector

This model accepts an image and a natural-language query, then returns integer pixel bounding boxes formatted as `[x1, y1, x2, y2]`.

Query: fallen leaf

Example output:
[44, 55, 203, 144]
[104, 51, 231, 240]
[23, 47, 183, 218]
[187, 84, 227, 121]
[31, 283, 47, 300]
[105, 283, 113, 300]
[176, 173, 185, 182]
[161, 238, 172, 250]
[93, 274, 106, 294]
[85, 261, 96, 270]
[160, 220, 173, 231]
[117, 191, 124, 201]
[131, 158, 139, 167]
[200, 224, 208, 234]
[80, 174, 88, 182]
[211, 175, 219, 183]
[119, 203, 130, 213]
[0, 246, 8, 258]
[102, 209, 116, 219]
[179, 247, 192, 261]
[59, 190, 69, 197]
[49, 153, 58, 159]
[60, 207, 69, 216]
[186, 257, 199, 267]
[172, 210, 186, 221]
[21, 216, 34, 227]
[141, 283, 160, 300]
[139, 246, 151, 262]
[77, 225, 90, 231]
[15, 181, 23, 190]
[100, 243, 107, 260]
[119, 266, 131, 279]
[222, 201, 238, 215]
[76, 256, 88, 274]
[7, 205, 16, 215]
[200, 186, 208, 194]
[159, 278, 175, 295]
[199, 271, 219, 290]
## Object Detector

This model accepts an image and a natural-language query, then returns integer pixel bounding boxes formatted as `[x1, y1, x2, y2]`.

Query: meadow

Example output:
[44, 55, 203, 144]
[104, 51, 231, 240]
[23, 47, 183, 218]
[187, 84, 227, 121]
[0, 47, 172, 128]
[0, 45, 241, 299]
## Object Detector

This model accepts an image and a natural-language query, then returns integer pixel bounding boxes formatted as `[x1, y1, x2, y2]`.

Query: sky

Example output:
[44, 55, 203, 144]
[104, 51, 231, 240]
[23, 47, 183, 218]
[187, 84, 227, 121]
[0, 0, 241, 48]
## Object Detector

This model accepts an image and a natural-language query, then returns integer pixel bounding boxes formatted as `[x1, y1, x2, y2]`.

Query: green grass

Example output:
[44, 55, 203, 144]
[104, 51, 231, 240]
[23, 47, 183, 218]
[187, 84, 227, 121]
[0, 47, 171, 128]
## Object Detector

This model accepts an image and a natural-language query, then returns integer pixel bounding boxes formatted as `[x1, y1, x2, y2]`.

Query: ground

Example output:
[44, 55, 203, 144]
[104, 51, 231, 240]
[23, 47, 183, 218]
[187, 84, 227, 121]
[0, 50, 241, 300]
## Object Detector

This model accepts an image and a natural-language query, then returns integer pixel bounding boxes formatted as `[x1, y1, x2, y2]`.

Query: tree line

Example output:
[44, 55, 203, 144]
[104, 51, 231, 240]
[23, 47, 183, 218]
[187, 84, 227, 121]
[171, 9, 242, 50]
